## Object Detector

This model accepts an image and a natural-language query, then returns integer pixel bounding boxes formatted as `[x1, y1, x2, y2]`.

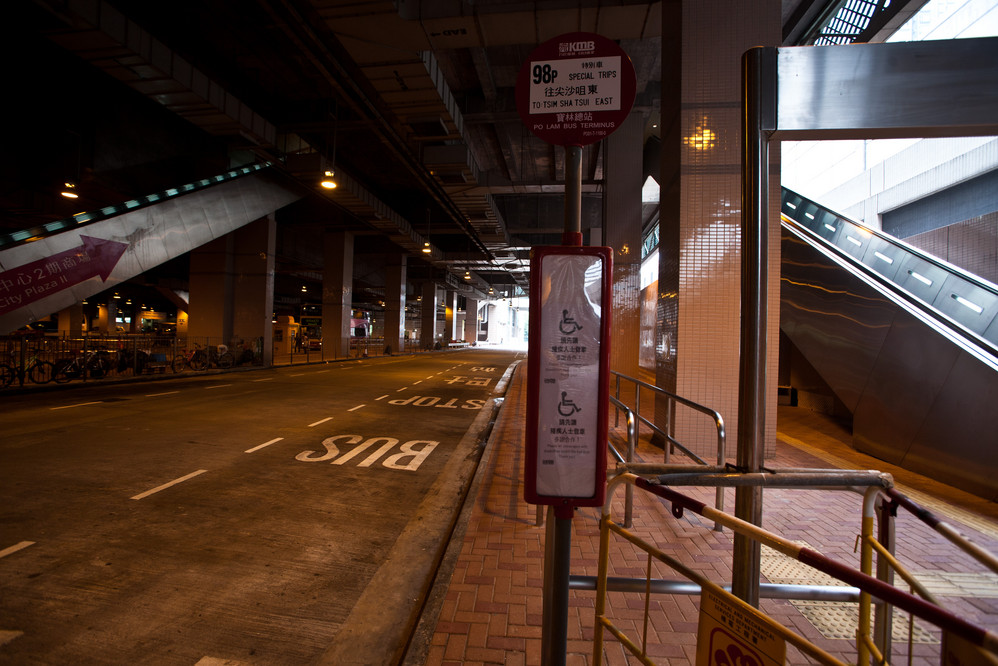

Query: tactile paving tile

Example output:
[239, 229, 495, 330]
[760, 543, 938, 643]
[792, 601, 939, 643]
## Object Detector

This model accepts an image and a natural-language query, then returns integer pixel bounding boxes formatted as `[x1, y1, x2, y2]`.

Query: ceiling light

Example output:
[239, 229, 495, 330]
[683, 120, 717, 151]
[60, 181, 79, 199]
[319, 170, 337, 189]
[422, 241, 432, 254]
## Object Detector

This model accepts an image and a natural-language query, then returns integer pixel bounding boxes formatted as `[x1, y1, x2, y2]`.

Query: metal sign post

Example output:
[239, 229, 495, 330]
[516, 31, 635, 665]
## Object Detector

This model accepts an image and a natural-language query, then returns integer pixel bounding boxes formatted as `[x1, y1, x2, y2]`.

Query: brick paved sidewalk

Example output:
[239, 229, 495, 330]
[419, 363, 998, 665]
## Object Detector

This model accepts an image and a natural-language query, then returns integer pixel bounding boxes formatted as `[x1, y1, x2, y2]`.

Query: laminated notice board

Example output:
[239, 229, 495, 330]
[525, 245, 612, 508]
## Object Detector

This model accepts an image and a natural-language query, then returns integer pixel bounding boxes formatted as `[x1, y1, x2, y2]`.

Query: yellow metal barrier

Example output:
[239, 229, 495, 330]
[592, 472, 998, 665]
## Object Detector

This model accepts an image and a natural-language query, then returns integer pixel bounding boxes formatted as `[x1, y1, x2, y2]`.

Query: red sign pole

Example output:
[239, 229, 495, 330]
[517, 31, 634, 666]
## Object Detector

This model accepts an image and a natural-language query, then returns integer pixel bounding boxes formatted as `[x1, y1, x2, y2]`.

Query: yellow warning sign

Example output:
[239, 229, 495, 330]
[943, 631, 998, 666]
[696, 587, 786, 666]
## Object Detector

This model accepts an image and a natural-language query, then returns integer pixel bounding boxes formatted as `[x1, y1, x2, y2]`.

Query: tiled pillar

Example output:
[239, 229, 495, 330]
[383, 255, 407, 354]
[604, 112, 644, 379]
[322, 231, 354, 359]
[420, 282, 437, 348]
[443, 290, 458, 344]
[464, 298, 479, 343]
[655, 0, 782, 461]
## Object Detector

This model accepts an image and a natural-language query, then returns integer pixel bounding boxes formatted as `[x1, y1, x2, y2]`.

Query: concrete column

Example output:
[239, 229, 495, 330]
[188, 234, 235, 343]
[604, 112, 644, 380]
[464, 298, 479, 344]
[129, 303, 142, 334]
[98, 300, 118, 334]
[444, 291, 458, 344]
[176, 309, 189, 337]
[232, 215, 276, 365]
[58, 304, 84, 338]
[322, 231, 354, 359]
[383, 255, 407, 354]
[420, 282, 437, 348]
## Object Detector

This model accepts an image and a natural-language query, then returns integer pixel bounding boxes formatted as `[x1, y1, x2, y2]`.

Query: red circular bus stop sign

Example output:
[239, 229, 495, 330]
[516, 32, 636, 147]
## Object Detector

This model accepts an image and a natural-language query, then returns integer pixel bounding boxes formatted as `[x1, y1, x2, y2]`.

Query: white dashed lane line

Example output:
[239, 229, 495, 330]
[204, 384, 232, 390]
[245, 437, 283, 454]
[375, 395, 388, 401]
[253, 378, 274, 383]
[146, 391, 180, 397]
[131, 470, 208, 500]
[0, 541, 34, 559]
[396, 387, 408, 392]
[308, 417, 333, 427]
[348, 404, 365, 412]
[413, 380, 422, 385]
[50, 401, 101, 411]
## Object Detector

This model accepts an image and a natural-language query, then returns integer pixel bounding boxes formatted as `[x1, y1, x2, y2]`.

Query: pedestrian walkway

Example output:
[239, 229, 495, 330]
[410, 362, 998, 665]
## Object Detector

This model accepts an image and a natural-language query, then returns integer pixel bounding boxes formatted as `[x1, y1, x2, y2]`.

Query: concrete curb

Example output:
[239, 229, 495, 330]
[319, 359, 521, 666]
[400, 359, 523, 665]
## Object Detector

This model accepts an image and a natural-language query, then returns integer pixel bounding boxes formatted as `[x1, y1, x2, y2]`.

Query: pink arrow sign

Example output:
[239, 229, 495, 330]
[0, 235, 129, 315]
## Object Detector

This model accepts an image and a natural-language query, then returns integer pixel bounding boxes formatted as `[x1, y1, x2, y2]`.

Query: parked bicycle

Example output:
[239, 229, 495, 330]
[172, 345, 209, 373]
[53, 350, 111, 383]
[172, 344, 235, 372]
[206, 344, 235, 369]
[0, 349, 56, 389]
[0, 364, 12, 389]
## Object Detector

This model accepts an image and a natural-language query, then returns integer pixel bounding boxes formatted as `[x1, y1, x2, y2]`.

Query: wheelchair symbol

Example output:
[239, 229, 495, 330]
[557, 391, 582, 416]
[559, 309, 582, 335]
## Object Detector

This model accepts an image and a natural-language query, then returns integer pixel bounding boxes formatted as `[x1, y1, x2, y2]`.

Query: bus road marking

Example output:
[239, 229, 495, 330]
[348, 404, 365, 412]
[309, 417, 333, 427]
[131, 470, 208, 500]
[245, 437, 283, 454]
[0, 541, 35, 559]
[50, 401, 101, 411]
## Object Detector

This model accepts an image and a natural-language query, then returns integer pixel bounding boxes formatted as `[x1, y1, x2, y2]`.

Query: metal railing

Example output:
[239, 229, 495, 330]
[591, 472, 998, 666]
[859, 485, 998, 664]
[0, 334, 260, 388]
[611, 370, 727, 528]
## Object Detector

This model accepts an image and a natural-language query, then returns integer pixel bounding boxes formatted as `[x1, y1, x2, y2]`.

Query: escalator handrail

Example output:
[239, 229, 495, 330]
[781, 187, 998, 356]
[0, 162, 273, 251]
[781, 187, 998, 296]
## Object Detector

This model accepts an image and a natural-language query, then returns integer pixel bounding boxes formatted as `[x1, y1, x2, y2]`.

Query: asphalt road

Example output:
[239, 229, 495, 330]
[0, 348, 520, 665]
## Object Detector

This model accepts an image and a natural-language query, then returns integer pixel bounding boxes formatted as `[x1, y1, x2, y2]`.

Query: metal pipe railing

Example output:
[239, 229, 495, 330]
[881, 486, 998, 575]
[611, 370, 726, 529]
[604, 474, 998, 661]
[608, 396, 636, 527]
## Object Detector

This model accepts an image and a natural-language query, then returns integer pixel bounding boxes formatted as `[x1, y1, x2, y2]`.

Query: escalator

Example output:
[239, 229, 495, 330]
[780, 188, 998, 501]
[0, 163, 303, 335]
